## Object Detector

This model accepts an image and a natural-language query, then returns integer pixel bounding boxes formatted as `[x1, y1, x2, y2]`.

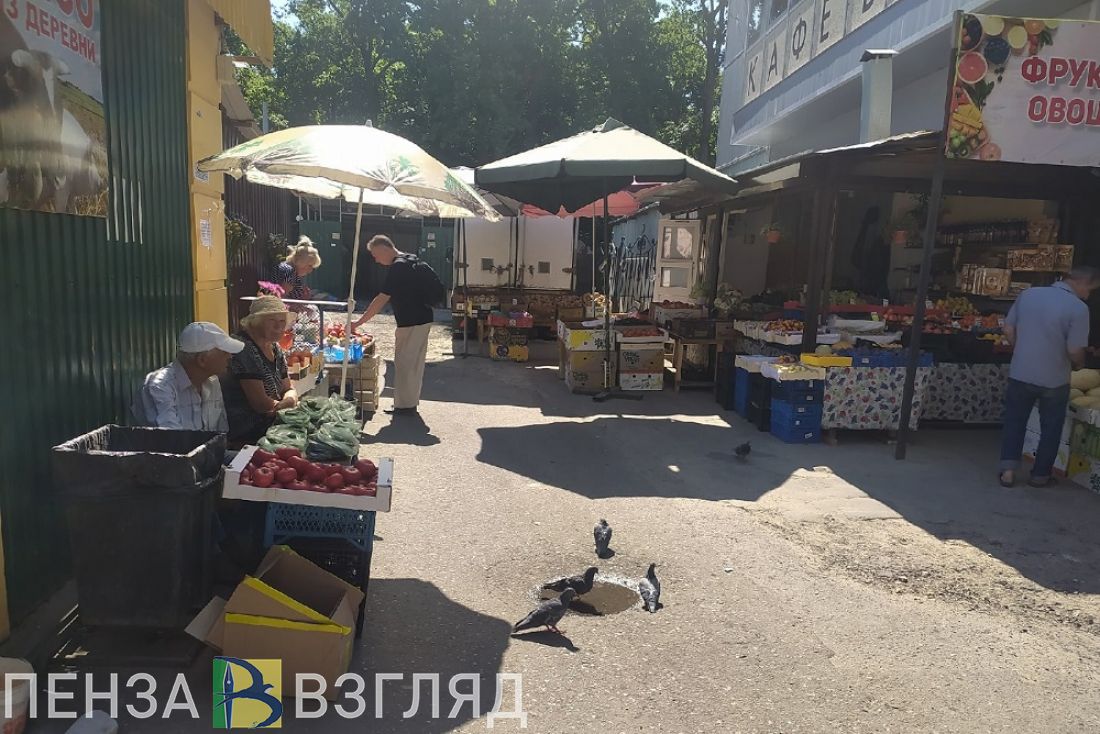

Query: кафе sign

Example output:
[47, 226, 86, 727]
[742, 0, 898, 106]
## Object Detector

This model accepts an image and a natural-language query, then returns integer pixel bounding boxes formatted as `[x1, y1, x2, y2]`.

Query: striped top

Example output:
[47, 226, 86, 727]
[275, 261, 309, 300]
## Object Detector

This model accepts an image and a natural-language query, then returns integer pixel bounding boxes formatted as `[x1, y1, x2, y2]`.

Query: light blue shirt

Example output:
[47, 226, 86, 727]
[1006, 281, 1090, 389]
[132, 361, 228, 432]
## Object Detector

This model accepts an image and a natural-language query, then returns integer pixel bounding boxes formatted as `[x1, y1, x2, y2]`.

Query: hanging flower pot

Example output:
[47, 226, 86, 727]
[764, 226, 782, 244]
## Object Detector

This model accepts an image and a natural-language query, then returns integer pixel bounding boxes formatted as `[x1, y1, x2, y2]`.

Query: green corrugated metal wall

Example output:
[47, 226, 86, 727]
[0, 0, 192, 622]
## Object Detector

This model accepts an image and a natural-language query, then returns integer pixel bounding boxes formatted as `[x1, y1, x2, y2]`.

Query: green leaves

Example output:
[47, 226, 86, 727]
[234, 0, 726, 165]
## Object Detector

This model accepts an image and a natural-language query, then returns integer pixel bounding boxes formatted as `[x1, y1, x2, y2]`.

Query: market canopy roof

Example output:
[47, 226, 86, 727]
[475, 118, 737, 213]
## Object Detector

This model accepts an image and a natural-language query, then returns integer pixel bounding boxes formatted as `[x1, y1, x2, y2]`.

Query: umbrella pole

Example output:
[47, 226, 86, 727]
[594, 185, 640, 404]
[341, 187, 366, 395]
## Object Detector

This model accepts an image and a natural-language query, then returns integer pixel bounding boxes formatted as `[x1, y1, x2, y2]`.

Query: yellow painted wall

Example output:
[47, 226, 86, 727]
[186, 0, 228, 328]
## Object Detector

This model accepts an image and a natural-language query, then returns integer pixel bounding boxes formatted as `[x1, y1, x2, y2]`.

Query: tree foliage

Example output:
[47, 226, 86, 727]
[234, 0, 726, 165]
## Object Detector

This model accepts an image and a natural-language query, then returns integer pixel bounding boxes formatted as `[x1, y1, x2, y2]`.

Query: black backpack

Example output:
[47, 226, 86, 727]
[400, 254, 446, 307]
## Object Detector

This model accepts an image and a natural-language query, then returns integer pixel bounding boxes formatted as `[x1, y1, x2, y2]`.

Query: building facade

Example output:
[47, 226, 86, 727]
[718, 0, 1100, 174]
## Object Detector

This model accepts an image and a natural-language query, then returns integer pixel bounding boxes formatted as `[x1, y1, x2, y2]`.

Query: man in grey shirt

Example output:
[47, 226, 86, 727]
[1000, 267, 1100, 487]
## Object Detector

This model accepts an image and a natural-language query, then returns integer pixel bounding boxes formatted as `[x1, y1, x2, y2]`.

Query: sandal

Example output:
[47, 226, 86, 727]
[999, 470, 1016, 488]
[1028, 476, 1057, 488]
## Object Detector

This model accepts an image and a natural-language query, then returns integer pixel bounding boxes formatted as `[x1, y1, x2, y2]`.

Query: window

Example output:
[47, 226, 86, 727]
[480, 258, 494, 271]
[747, 0, 766, 46]
[661, 267, 690, 288]
[538, 261, 551, 274]
[770, 0, 789, 23]
[662, 225, 696, 261]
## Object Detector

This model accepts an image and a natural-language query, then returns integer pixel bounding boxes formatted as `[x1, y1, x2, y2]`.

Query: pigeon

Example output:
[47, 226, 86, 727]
[639, 563, 661, 613]
[594, 518, 612, 558]
[512, 589, 577, 635]
[543, 567, 598, 596]
[734, 441, 752, 459]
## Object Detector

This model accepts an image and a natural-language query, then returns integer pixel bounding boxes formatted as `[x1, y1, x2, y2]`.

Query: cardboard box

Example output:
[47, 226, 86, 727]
[1026, 407, 1073, 444]
[734, 355, 779, 373]
[491, 344, 529, 362]
[619, 372, 663, 391]
[557, 306, 585, 322]
[564, 350, 616, 393]
[187, 546, 363, 700]
[715, 321, 739, 340]
[1022, 429, 1070, 474]
[223, 446, 394, 513]
[558, 321, 613, 352]
[619, 347, 665, 374]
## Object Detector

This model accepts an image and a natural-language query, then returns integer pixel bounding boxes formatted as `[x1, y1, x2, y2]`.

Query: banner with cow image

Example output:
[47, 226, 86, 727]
[1, 0, 106, 216]
[946, 14, 1100, 166]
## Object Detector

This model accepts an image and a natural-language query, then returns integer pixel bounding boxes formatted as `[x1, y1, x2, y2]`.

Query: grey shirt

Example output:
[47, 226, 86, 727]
[1006, 281, 1089, 389]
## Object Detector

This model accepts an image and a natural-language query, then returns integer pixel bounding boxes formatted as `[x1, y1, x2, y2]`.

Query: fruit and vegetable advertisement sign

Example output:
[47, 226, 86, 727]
[947, 14, 1100, 166]
[1, 0, 107, 216]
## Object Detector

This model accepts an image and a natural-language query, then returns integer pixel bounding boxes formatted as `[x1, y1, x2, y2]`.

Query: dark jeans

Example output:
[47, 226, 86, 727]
[1000, 379, 1070, 478]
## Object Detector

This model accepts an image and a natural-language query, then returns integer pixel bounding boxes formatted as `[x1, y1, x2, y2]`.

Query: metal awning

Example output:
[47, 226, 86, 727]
[207, 0, 275, 67]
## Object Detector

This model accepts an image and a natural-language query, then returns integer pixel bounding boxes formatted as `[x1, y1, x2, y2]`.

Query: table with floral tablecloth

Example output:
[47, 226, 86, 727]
[921, 362, 1009, 423]
[822, 366, 931, 430]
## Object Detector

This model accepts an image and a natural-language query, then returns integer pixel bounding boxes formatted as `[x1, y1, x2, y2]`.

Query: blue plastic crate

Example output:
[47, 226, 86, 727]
[264, 503, 376, 552]
[771, 421, 822, 443]
[771, 398, 823, 430]
[770, 380, 824, 403]
[734, 368, 750, 416]
[847, 351, 933, 368]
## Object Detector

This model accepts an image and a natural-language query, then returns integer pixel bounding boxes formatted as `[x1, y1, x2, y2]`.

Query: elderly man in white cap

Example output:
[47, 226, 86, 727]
[133, 322, 245, 431]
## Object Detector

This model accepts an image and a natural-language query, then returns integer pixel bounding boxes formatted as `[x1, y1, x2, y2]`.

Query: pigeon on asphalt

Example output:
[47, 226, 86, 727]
[734, 441, 752, 459]
[594, 519, 612, 558]
[543, 567, 598, 596]
[639, 563, 661, 613]
[512, 589, 577, 635]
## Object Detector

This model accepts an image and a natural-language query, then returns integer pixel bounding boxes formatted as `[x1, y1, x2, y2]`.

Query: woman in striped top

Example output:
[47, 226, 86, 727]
[276, 236, 322, 301]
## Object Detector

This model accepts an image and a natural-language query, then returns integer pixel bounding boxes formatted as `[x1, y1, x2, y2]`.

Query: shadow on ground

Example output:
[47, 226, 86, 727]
[30, 580, 510, 733]
[467, 366, 1100, 597]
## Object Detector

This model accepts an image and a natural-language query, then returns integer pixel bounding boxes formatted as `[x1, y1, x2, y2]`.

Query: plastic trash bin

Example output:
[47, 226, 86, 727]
[51, 426, 225, 628]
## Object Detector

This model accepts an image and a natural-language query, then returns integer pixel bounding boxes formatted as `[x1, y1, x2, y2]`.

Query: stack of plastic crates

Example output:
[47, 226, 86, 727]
[264, 503, 376, 637]
[770, 379, 824, 443]
[715, 353, 737, 411]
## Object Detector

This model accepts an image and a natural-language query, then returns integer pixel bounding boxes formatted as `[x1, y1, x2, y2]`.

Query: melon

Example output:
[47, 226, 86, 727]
[815, 345, 832, 356]
[1071, 369, 1100, 392]
[1072, 395, 1094, 409]
[1088, 387, 1100, 398]
[1071, 388, 1085, 399]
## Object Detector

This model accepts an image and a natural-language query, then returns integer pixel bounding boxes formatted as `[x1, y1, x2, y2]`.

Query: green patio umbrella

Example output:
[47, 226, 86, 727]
[475, 118, 737, 396]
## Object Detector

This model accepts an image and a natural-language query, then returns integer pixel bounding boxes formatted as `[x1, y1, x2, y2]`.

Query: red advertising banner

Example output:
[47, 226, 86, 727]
[947, 14, 1100, 166]
[1, 0, 106, 216]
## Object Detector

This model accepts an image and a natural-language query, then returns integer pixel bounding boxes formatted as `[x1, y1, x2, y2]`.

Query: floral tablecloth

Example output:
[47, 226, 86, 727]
[823, 366, 930, 431]
[921, 362, 1009, 423]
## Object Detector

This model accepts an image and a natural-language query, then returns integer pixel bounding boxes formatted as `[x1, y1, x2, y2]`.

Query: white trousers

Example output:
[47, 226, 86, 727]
[393, 324, 431, 409]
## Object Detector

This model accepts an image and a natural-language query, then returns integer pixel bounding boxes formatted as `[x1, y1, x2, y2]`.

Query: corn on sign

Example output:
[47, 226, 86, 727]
[946, 14, 1100, 167]
[0, 0, 107, 216]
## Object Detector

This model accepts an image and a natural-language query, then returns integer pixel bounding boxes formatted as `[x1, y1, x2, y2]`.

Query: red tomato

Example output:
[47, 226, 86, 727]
[287, 480, 310, 491]
[308, 483, 330, 493]
[273, 459, 289, 470]
[324, 473, 346, 490]
[305, 465, 327, 483]
[333, 485, 359, 496]
[322, 464, 343, 476]
[287, 456, 310, 475]
[251, 449, 276, 466]
[354, 459, 377, 476]
[340, 467, 362, 484]
[276, 468, 298, 485]
[361, 483, 377, 496]
[253, 466, 275, 488]
[238, 474, 254, 486]
[275, 447, 302, 460]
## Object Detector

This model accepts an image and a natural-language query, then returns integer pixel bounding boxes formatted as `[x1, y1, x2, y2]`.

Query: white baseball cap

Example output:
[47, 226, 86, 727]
[178, 322, 245, 354]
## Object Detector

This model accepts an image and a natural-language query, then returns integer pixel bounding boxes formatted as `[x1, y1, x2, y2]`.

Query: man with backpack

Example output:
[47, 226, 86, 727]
[354, 235, 444, 416]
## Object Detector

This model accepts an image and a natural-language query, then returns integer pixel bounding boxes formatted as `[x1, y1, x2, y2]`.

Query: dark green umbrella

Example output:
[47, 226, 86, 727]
[475, 119, 737, 395]
[475, 118, 736, 213]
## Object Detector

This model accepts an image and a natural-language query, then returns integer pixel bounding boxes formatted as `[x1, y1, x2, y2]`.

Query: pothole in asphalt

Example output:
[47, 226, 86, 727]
[538, 580, 639, 616]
